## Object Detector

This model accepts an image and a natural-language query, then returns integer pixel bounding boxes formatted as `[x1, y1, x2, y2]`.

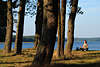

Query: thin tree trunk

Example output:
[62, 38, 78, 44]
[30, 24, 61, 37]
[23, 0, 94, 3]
[66, 0, 78, 58]
[34, 0, 43, 48]
[32, 0, 58, 64]
[60, 0, 66, 57]
[15, 0, 26, 54]
[4, 0, 13, 53]
[57, 0, 61, 57]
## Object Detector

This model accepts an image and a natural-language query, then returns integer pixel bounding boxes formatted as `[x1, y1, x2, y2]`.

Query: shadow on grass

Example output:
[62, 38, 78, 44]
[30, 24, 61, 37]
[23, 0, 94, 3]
[0, 54, 15, 58]
[28, 62, 100, 67]
[87, 52, 100, 55]
[11, 52, 35, 57]
[52, 55, 97, 62]
[0, 61, 32, 64]
[71, 51, 100, 60]
[52, 57, 71, 62]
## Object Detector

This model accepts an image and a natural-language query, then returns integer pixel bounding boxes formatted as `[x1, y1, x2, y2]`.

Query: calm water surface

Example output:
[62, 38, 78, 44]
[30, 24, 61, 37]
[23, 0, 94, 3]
[0, 41, 100, 50]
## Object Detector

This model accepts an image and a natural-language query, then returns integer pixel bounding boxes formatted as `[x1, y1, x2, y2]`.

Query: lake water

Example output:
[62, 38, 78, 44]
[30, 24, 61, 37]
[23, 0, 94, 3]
[0, 41, 100, 50]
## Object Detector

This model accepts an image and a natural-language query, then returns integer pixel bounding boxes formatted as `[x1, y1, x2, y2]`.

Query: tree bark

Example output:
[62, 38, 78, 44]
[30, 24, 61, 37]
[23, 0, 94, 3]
[15, 0, 26, 54]
[32, 0, 58, 64]
[0, 1, 7, 42]
[4, 0, 13, 53]
[57, 0, 61, 57]
[60, 0, 66, 57]
[34, 0, 43, 48]
[66, 0, 78, 57]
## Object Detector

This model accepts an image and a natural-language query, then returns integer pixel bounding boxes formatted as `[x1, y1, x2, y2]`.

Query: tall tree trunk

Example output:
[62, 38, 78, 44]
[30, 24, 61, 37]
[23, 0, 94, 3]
[65, 0, 78, 57]
[15, 0, 26, 54]
[33, 0, 58, 64]
[34, 0, 43, 48]
[4, 0, 13, 53]
[60, 0, 66, 57]
[0, 1, 7, 42]
[57, 0, 61, 57]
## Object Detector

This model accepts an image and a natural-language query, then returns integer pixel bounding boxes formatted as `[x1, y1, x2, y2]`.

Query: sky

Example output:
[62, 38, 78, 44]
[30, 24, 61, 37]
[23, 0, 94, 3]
[15, 0, 100, 38]
[74, 0, 100, 38]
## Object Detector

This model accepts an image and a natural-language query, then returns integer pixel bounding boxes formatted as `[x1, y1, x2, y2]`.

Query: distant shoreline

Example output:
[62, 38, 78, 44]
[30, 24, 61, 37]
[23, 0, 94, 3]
[0, 36, 100, 42]
[0, 42, 33, 43]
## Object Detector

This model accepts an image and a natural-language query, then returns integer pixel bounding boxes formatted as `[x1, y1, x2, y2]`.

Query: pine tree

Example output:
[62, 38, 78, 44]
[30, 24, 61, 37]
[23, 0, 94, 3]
[15, 0, 26, 54]
[4, 0, 13, 54]
[66, 0, 78, 58]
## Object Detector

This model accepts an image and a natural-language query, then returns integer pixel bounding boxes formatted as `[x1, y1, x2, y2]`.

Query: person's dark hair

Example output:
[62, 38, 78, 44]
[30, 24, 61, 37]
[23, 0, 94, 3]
[84, 40, 87, 43]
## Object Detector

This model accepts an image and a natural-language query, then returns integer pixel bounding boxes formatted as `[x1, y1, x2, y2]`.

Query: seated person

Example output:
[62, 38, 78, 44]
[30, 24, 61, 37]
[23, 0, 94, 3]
[80, 40, 88, 51]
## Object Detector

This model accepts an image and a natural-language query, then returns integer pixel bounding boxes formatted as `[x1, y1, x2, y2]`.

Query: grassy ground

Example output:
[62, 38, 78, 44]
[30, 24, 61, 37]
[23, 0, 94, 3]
[0, 48, 100, 67]
[0, 48, 35, 67]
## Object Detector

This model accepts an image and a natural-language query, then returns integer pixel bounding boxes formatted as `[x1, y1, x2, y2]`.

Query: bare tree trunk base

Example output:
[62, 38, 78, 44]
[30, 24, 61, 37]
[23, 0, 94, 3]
[65, 52, 73, 59]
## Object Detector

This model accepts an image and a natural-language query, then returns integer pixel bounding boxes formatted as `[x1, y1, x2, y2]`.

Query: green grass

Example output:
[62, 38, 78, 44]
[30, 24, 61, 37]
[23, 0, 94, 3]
[1, 49, 100, 67]
[52, 50, 100, 65]
[0, 48, 35, 67]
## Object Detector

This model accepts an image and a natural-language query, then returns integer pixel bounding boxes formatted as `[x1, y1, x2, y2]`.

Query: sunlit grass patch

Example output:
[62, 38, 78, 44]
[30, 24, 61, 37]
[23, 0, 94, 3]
[0, 48, 35, 67]
[1, 48, 100, 67]
[0, 49, 3, 52]
[52, 50, 100, 64]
